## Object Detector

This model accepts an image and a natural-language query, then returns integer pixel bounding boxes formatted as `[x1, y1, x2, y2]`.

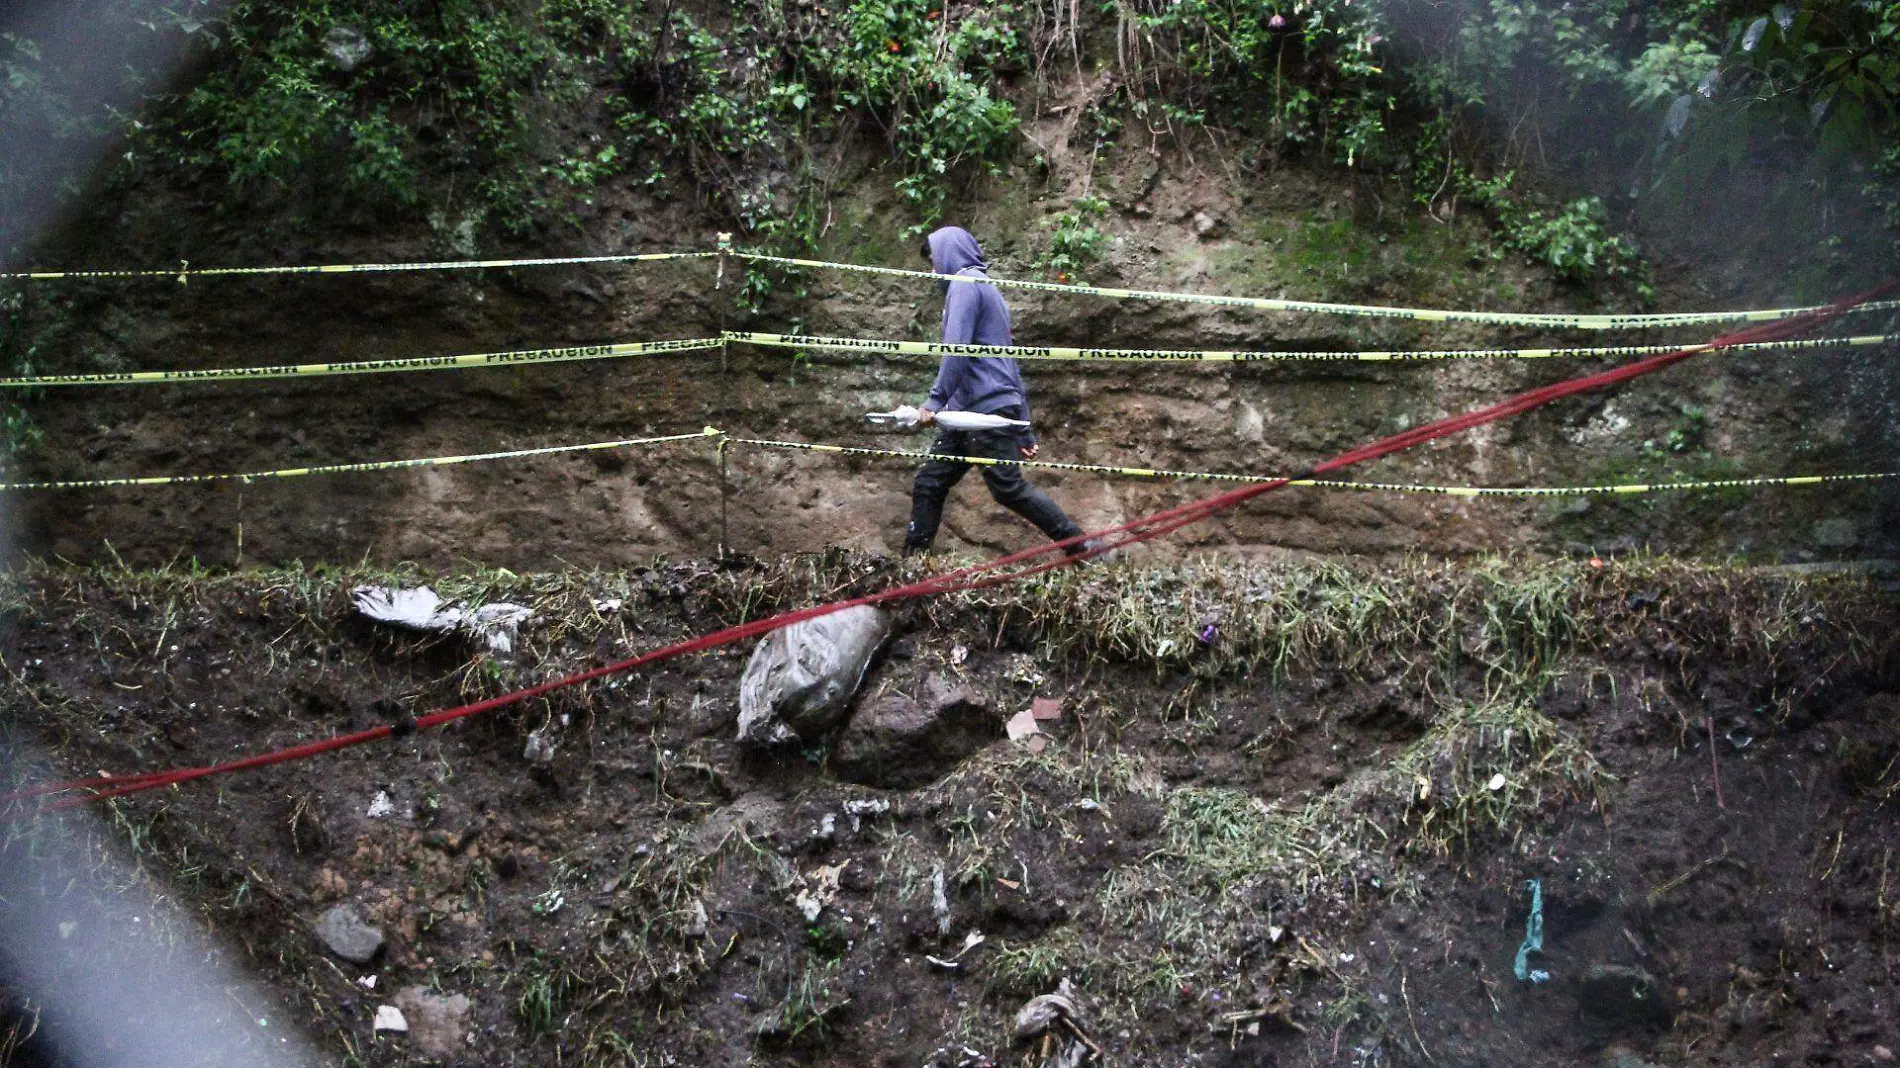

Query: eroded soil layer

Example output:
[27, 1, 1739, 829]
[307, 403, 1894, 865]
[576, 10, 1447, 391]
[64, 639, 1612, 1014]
[3, 553, 1898, 1068]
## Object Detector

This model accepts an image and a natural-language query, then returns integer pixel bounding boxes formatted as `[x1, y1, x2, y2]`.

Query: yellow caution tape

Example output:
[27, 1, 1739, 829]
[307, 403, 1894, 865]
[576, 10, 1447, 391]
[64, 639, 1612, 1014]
[0, 429, 722, 492]
[0, 338, 721, 388]
[1, 250, 714, 282]
[732, 434, 1898, 497]
[735, 252, 1900, 331]
[729, 331, 1899, 364]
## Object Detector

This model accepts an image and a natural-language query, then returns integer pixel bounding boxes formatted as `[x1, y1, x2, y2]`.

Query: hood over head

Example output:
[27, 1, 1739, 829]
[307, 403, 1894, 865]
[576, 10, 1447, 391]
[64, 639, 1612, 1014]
[925, 226, 988, 275]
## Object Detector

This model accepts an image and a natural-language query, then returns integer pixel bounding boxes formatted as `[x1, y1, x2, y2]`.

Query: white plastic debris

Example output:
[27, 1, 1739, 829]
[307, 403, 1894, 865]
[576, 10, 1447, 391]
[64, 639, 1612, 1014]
[366, 791, 395, 819]
[931, 863, 952, 936]
[867, 405, 1031, 431]
[737, 606, 891, 746]
[351, 585, 534, 657]
[522, 728, 557, 765]
[1487, 773, 1508, 792]
[793, 862, 848, 923]
[373, 1005, 408, 1033]
[842, 798, 891, 833]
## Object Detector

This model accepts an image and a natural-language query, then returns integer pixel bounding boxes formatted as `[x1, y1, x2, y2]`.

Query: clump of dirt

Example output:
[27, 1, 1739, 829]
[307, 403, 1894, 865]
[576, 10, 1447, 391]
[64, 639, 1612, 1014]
[2, 552, 1897, 1068]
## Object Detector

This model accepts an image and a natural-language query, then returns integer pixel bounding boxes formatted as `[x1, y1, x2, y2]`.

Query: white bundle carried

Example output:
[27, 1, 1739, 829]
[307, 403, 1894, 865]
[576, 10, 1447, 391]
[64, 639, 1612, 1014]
[866, 405, 1030, 431]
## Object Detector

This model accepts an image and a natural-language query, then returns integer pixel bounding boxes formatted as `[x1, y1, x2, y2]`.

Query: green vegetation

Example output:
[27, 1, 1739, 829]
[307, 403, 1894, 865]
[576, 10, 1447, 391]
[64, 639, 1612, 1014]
[1, 0, 1892, 286]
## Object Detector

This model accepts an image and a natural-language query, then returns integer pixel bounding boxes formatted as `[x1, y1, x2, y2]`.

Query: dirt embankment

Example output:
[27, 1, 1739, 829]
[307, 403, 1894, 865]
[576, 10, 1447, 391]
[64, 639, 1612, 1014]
[8, 145, 1898, 571]
[3, 553, 1897, 1067]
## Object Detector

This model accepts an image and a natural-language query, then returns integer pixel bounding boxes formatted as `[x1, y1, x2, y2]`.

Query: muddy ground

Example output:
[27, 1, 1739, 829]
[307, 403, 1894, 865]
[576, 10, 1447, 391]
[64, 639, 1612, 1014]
[3, 552, 1898, 1068]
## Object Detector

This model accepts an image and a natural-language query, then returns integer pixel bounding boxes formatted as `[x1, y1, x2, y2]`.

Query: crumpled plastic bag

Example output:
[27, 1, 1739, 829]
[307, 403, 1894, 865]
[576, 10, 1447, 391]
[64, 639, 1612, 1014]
[867, 405, 1031, 431]
[351, 585, 533, 656]
[737, 606, 891, 745]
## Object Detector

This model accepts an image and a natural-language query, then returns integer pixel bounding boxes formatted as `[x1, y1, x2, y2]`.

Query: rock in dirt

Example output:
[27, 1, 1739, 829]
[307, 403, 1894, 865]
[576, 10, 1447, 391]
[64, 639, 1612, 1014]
[1812, 517, 1859, 549]
[315, 904, 384, 964]
[737, 606, 890, 746]
[372, 1004, 407, 1033]
[833, 673, 998, 788]
[1577, 963, 1672, 1030]
[392, 986, 471, 1057]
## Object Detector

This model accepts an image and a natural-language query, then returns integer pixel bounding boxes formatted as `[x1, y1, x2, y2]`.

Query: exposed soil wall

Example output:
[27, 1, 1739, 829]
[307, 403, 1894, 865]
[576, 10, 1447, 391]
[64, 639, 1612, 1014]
[7, 153, 1899, 570]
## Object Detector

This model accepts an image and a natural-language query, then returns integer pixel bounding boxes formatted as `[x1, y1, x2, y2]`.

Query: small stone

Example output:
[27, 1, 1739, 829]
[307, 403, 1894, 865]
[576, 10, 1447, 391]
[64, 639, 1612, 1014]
[1192, 211, 1223, 239]
[1812, 517, 1859, 549]
[1487, 773, 1507, 792]
[1577, 963, 1672, 1030]
[392, 986, 470, 1057]
[315, 904, 385, 964]
[366, 791, 394, 819]
[372, 1005, 408, 1034]
[1871, 1045, 1893, 1062]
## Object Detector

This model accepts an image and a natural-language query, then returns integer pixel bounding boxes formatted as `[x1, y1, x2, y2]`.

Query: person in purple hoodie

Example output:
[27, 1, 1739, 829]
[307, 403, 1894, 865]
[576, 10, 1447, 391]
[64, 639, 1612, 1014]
[903, 226, 1086, 556]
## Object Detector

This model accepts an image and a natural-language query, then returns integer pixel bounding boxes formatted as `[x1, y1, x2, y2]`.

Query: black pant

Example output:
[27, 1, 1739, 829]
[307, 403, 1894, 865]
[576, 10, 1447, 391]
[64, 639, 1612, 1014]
[904, 407, 1083, 554]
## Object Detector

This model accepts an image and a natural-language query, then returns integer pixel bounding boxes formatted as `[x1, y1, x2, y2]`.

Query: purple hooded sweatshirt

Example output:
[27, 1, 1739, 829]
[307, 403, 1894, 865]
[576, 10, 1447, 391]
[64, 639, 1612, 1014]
[922, 227, 1033, 434]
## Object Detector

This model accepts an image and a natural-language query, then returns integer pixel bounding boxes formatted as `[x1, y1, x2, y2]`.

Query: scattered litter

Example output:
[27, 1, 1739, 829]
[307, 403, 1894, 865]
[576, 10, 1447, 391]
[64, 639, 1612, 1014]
[1267, 925, 1285, 943]
[1006, 709, 1041, 743]
[593, 598, 623, 613]
[372, 1005, 408, 1034]
[793, 862, 848, 923]
[57, 920, 76, 940]
[1197, 613, 1223, 645]
[1338, 953, 1355, 964]
[924, 928, 987, 972]
[1007, 655, 1045, 686]
[997, 877, 1021, 890]
[522, 728, 557, 765]
[842, 798, 891, 833]
[1031, 697, 1063, 722]
[816, 813, 838, 842]
[1013, 979, 1103, 1068]
[366, 792, 395, 819]
[1218, 999, 1305, 1036]
[737, 606, 890, 746]
[1414, 775, 1433, 802]
[931, 864, 952, 936]
[926, 1043, 995, 1068]
[1487, 773, 1508, 792]
[1515, 879, 1552, 983]
[950, 644, 969, 666]
[1727, 728, 1754, 750]
[351, 585, 534, 657]
[867, 405, 1030, 431]
[1007, 707, 1049, 752]
[357, 975, 378, 990]
[683, 900, 710, 939]
[926, 955, 962, 970]
[1873, 1045, 1893, 1062]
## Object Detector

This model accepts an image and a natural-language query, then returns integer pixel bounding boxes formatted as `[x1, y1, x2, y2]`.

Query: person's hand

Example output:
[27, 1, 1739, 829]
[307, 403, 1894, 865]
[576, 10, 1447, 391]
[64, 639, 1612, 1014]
[917, 407, 937, 427]
[1019, 443, 1039, 460]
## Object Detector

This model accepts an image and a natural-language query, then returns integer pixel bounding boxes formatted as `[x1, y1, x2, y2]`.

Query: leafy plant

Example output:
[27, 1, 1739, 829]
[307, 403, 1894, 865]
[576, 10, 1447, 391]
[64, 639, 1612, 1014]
[1038, 194, 1110, 281]
[1499, 195, 1651, 295]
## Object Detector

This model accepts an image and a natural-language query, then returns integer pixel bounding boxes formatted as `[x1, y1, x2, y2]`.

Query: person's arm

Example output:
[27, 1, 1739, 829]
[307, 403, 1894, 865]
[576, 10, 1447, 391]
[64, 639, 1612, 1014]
[922, 280, 983, 419]
[923, 356, 969, 416]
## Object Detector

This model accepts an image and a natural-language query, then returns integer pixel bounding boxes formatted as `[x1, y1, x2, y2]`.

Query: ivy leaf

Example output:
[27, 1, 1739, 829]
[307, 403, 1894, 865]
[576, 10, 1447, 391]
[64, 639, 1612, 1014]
[1741, 16, 1768, 52]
